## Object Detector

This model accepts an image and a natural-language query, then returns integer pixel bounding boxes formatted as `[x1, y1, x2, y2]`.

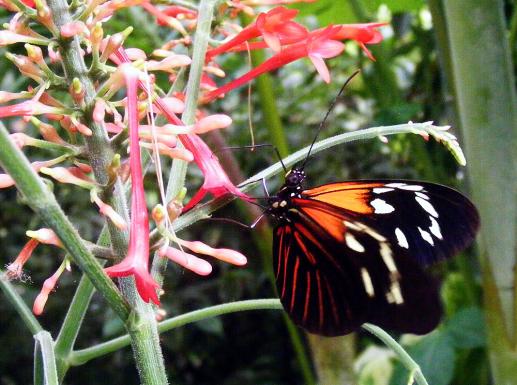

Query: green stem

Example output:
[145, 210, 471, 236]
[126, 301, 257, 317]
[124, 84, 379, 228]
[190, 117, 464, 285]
[0, 122, 130, 320]
[0, 270, 43, 335]
[47, 0, 169, 382]
[169, 122, 462, 234]
[70, 299, 283, 365]
[154, 0, 218, 284]
[54, 227, 111, 379]
[509, 6, 517, 59]
[33, 331, 59, 385]
[362, 324, 429, 385]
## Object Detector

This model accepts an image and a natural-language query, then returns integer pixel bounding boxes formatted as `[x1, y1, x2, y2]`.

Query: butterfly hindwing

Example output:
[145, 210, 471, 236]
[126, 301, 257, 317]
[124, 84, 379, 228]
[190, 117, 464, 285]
[272, 180, 479, 336]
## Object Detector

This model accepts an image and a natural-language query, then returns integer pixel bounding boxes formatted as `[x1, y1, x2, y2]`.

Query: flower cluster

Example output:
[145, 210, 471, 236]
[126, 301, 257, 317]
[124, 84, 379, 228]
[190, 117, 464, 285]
[1, 0, 384, 311]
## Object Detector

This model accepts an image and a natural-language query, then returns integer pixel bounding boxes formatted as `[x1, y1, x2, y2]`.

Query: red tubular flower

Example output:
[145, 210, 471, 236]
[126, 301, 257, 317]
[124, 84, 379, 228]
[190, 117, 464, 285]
[228, 22, 386, 57]
[114, 48, 251, 210]
[7, 238, 39, 278]
[104, 65, 160, 305]
[322, 22, 386, 60]
[205, 26, 344, 101]
[206, 6, 307, 60]
[161, 5, 197, 20]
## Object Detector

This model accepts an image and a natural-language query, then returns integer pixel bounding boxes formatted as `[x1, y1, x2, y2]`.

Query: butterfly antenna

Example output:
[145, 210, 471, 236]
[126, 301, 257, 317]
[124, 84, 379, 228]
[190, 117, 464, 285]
[301, 70, 361, 170]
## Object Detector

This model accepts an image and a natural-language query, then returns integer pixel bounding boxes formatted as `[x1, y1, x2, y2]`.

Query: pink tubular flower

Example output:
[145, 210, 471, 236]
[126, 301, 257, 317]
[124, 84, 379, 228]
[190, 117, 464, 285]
[104, 65, 160, 305]
[205, 26, 344, 101]
[0, 100, 63, 118]
[179, 240, 247, 265]
[33, 260, 69, 315]
[178, 133, 251, 211]
[206, 7, 307, 60]
[60, 21, 89, 38]
[115, 48, 251, 210]
[91, 192, 128, 230]
[158, 246, 213, 276]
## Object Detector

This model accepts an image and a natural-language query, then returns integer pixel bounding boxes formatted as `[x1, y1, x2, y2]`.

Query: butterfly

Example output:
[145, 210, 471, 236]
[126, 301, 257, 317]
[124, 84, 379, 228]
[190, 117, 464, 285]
[266, 167, 479, 336]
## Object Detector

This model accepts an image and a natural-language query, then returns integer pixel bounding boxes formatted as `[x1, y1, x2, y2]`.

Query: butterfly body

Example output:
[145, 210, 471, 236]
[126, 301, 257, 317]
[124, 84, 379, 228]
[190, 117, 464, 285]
[268, 167, 479, 336]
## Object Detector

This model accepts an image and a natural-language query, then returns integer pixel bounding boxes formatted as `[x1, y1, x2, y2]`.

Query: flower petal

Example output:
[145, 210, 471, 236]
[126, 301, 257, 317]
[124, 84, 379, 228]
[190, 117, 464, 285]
[309, 54, 331, 83]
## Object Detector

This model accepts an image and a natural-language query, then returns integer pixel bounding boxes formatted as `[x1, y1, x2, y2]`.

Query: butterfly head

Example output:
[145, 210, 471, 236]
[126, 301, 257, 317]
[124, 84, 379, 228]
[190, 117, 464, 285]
[285, 168, 306, 189]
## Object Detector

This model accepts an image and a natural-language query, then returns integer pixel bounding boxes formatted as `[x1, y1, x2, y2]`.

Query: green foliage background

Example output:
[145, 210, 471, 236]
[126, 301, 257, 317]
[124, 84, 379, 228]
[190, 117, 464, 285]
[0, 0, 515, 384]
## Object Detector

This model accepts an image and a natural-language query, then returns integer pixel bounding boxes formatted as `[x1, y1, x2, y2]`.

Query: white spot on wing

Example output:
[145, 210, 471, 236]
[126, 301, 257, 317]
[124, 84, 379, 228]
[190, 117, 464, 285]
[373, 187, 395, 194]
[418, 227, 435, 245]
[344, 220, 361, 231]
[395, 228, 409, 249]
[397, 184, 424, 191]
[380, 243, 397, 273]
[429, 217, 443, 239]
[386, 183, 407, 188]
[345, 233, 365, 253]
[386, 282, 404, 304]
[415, 196, 439, 218]
[371, 198, 395, 214]
[415, 191, 430, 200]
[361, 268, 375, 297]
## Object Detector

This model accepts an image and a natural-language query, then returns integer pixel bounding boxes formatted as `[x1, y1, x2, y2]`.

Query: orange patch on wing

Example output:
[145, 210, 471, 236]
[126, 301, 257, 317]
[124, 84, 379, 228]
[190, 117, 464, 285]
[304, 182, 381, 214]
[297, 205, 347, 242]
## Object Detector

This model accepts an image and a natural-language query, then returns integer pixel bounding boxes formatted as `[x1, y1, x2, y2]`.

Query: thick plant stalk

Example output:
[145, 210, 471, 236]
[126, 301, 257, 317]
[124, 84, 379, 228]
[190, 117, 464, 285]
[441, 0, 517, 383]
[47, 0, 169, 382]
[307, 334, 356, 384]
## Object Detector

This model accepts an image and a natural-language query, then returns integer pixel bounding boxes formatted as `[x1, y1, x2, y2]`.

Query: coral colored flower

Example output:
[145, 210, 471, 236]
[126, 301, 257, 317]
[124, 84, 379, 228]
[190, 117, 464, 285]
[115, 48, 251, 210]
[6, 238, 39, 278]
[161, 5, 197, 20]
[158, 246, 213, 276]
[320, 22, 386, 60]
[104, 65, 159, 305]
[179, 134, 251, 211]
[91, 192, 128, 230]
[206, 7, 307, 59]
[0, 100, 63, 118]
[60, 21, 89, 38]
[179, 240, 247, 265]
[205, 26, 344, 101]
[193, 114, 233, 134]
[33, 260, 69, 315]
[140, 1, 186, 34]
[40, 166, 96, 188]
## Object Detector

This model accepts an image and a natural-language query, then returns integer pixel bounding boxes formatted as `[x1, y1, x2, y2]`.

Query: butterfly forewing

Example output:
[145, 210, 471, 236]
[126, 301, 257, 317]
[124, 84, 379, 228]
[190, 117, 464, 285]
[272, 179, 479, 336]
[304, 180, 480, 266]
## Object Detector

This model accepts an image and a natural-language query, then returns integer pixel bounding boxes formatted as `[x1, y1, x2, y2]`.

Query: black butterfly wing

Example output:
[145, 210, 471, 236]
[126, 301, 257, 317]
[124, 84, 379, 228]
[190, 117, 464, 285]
[304, 180, 480, 266]
[273, 181, 479, 336]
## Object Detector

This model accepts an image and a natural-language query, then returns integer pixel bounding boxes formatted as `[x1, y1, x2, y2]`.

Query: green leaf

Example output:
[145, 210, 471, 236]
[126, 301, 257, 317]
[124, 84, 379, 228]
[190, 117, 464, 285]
[390, 331, 455, 385]
[294, 0, 425, 25]
[294, 0, 357, 24]
[446, 307, 486, 349]
[367, 0, 424, 13]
